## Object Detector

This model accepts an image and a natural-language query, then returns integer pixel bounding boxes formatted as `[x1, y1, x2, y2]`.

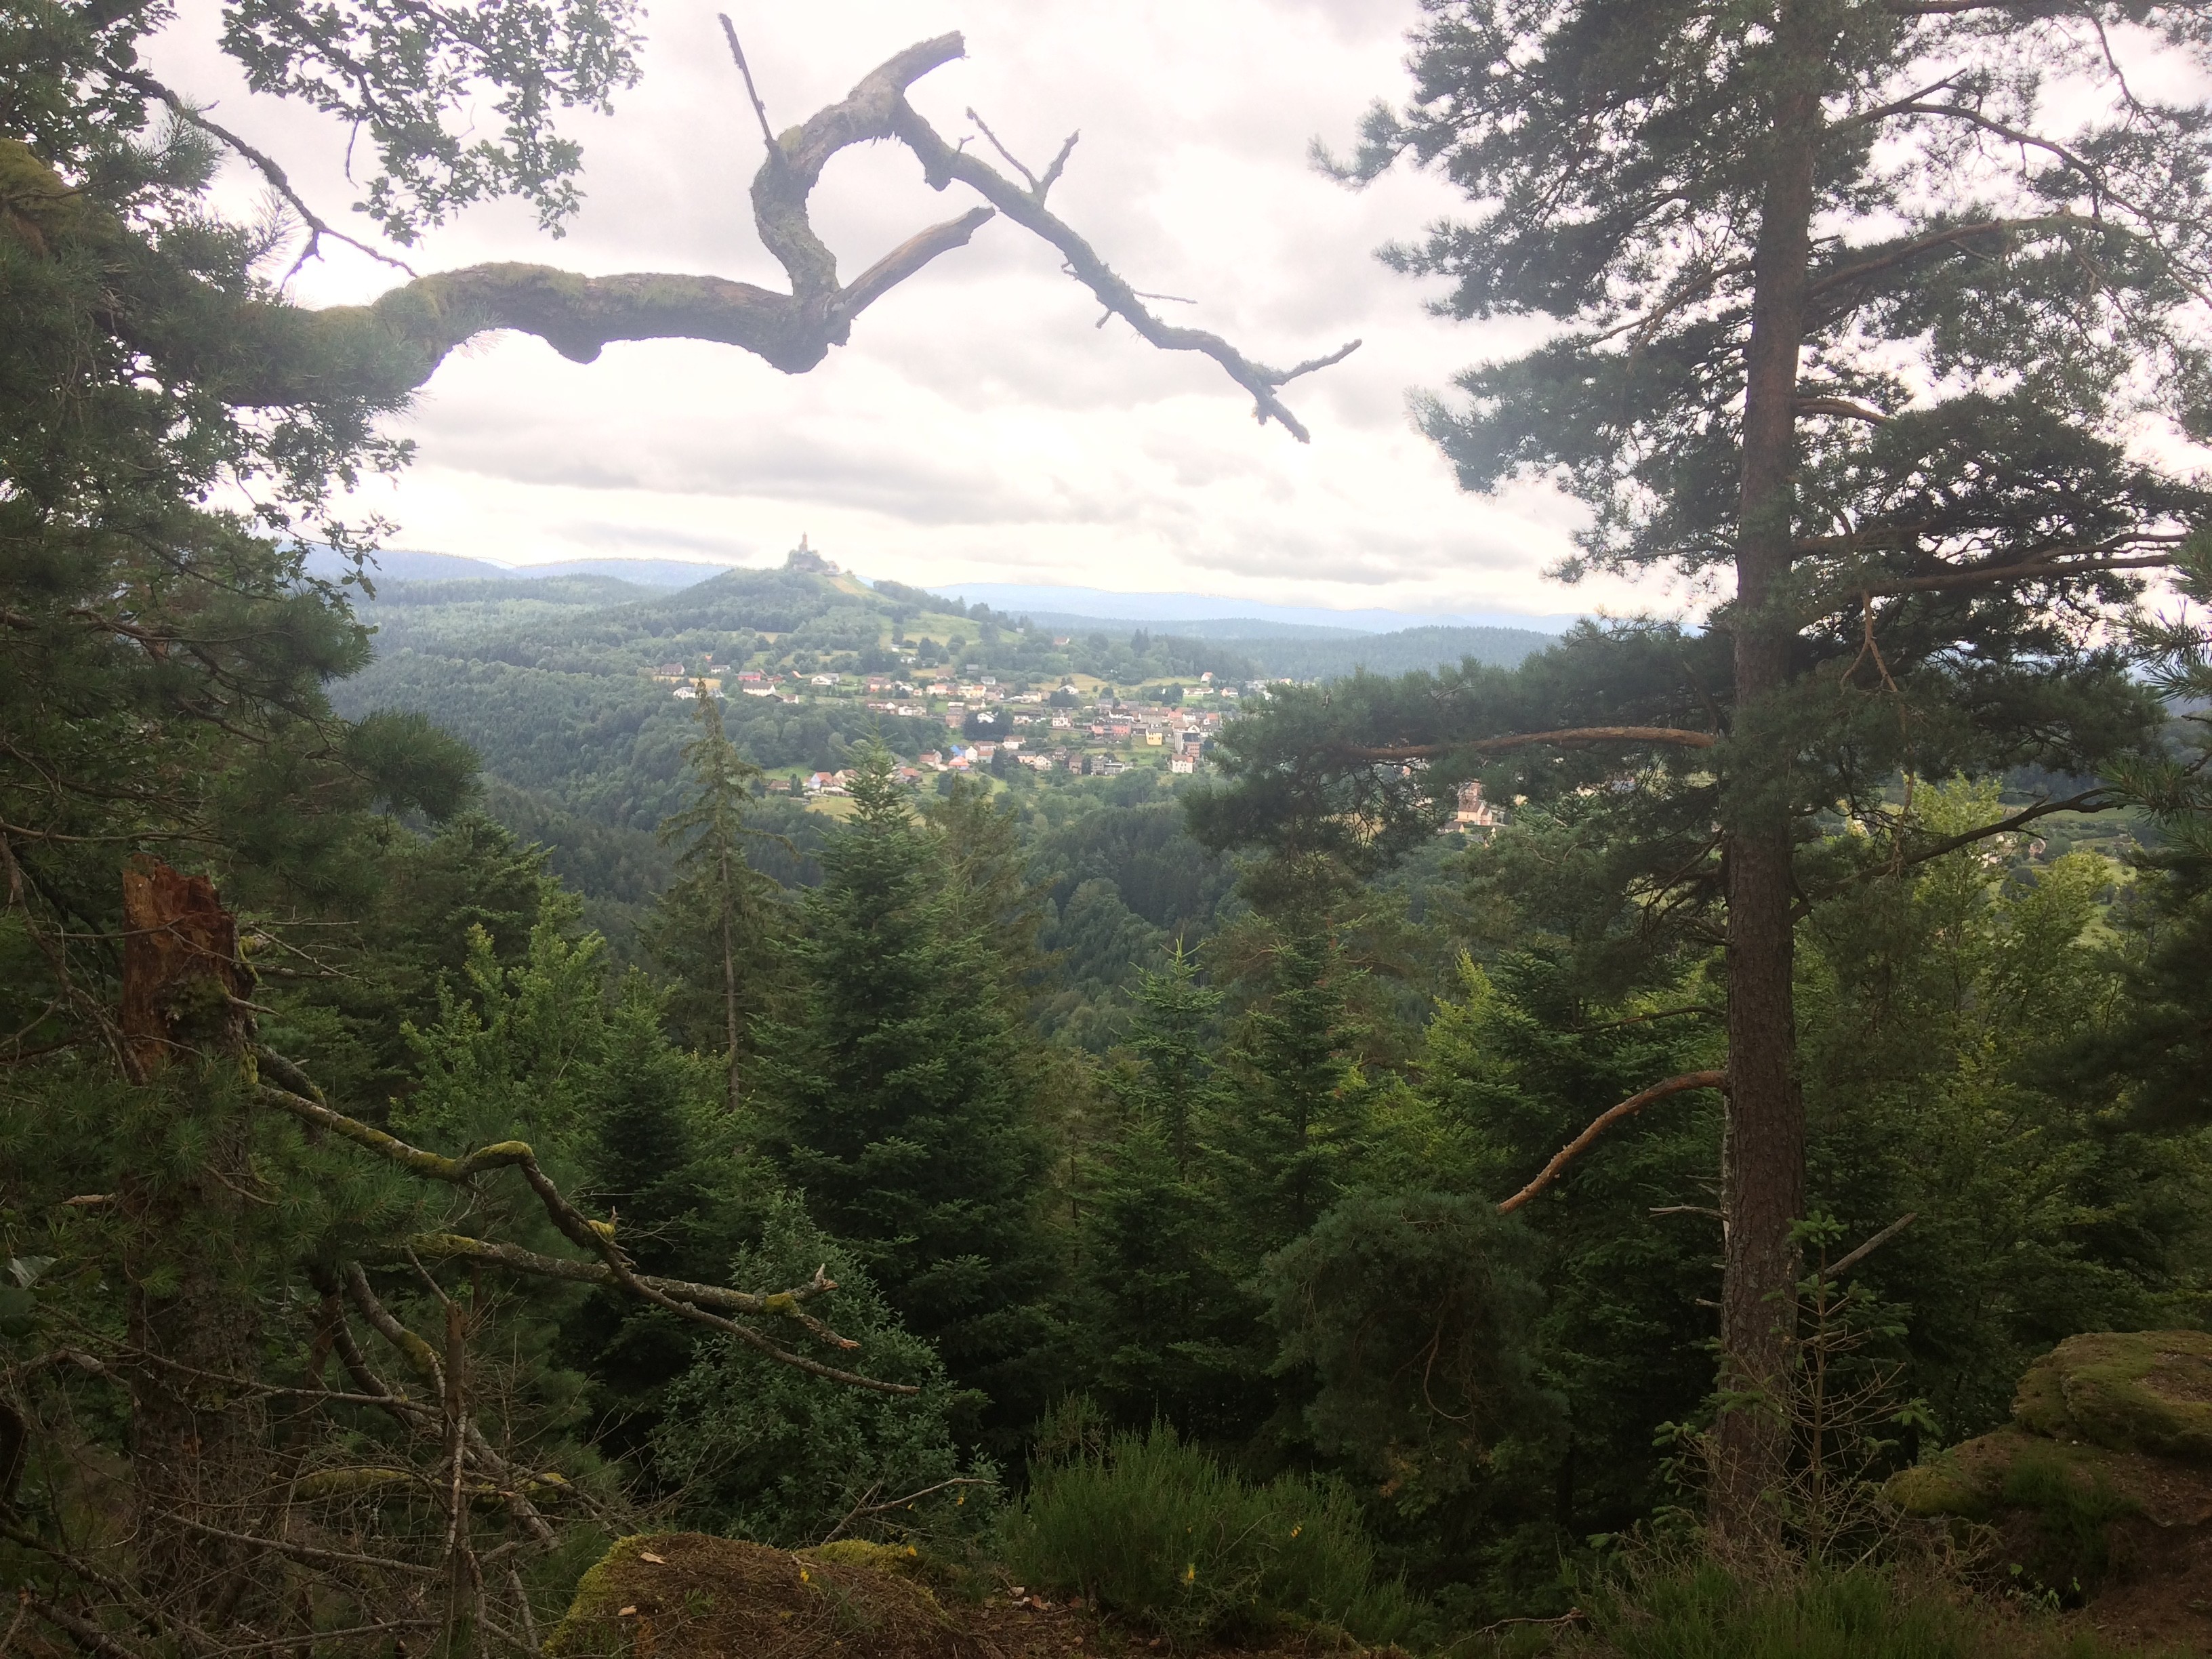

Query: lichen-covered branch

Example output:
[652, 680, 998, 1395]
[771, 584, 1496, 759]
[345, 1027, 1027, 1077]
[255, 1074, 916, 1393]
[7, 29, 1353, 434]
[402, 1231, 853, 1347]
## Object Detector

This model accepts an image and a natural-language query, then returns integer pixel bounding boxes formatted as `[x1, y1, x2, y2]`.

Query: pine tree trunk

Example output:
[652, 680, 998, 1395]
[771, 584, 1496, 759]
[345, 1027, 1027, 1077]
[117, 859, 273, 1624]
[1713, 5, 1822, 1542]
[719, 839, 743, 1113]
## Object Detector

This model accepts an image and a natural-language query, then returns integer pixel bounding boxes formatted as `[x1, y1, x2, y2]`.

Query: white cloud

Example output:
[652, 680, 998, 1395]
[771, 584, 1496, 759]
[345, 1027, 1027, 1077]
[155, 0, 1665, 620]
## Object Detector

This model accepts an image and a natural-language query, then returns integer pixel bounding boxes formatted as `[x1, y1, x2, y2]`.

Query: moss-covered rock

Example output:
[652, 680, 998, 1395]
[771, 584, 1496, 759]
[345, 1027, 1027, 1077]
[545, 1531, 980, 1658]
[807, 1538, 924, 1574]
[1890, 1332, 2212, 1522]
[2012, 1330, 2212, 1462]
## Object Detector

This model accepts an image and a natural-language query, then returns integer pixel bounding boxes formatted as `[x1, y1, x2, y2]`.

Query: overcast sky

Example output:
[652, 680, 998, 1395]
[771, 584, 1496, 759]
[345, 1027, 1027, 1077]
[155, 0, 1672, 619]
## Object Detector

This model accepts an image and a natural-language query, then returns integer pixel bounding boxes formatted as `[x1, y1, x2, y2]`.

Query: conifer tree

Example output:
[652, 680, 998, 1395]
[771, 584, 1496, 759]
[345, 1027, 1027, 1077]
[1214, 920, 1372, 1254]
[560, 972, 745, 1471]
[1200, 0, 2212, 1527]
[924, 774, 1048, 996]
[1078, 947, 1256, 1431]
[1124, 941, 1216, 1177]
[646, 692, 781, 1111]
[761, 747, 1054, 1418]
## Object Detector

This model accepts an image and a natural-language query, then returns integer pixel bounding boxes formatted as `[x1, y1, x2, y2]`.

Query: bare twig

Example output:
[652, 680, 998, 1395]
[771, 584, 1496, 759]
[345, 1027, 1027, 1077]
[965, 108, 1077, 203]
[165, 1513, 443, 1578]
[115, 69, 417, 280]
[817, 1476, 997, 1544]
[890, 93, 1359, 439]
[716, 14, 777, 151]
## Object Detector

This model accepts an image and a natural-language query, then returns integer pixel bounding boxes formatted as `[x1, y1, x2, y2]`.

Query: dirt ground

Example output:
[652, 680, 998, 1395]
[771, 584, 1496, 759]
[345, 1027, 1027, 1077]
[2060, 1512, 2212, 1656]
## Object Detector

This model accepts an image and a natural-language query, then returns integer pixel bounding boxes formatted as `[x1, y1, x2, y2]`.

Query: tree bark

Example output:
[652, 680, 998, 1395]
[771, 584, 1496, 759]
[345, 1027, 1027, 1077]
[1713, 1, 1825, 1542]
[116, 859, 272, 1624]
[9, 22, 1353, 437]
[718, 838, 743, 1115]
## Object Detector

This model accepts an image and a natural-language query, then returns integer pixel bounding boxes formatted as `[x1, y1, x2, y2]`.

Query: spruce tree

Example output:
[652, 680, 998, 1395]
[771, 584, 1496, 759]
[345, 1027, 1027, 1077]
[1214, 920, 1372, 1254]
[761, 747, 1054, 1419]
[646, 692, 781, 1111]
[1078, 947, 1256, 1433]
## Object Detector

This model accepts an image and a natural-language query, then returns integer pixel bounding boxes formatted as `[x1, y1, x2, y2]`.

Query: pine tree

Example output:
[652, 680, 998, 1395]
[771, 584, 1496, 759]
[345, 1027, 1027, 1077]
[1124, 941, 1215, 1176]
[1204, 0, 2212, 1527]
[761, 747, 1054, 1418]
[562, 972, 746, 1473]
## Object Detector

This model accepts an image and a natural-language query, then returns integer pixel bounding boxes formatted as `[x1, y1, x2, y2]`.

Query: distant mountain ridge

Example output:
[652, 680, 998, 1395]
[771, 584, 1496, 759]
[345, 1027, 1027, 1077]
[1018, 611, 1369, 641]
[304, 549, 1580, 640]
[939, 581, 1582, 635]
[310, 548, 734, 588]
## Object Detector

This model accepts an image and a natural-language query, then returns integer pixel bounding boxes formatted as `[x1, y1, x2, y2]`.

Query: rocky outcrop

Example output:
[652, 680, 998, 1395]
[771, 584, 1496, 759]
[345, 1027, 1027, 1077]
[1890, 1330, 2212, 1650]
[545, 1533, 979, 1659]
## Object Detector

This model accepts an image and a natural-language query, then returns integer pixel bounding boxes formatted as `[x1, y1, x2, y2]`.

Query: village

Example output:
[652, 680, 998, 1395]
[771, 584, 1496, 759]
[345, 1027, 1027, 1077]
[649, 654, 1245, 792]
[642, 650, 1509, 831]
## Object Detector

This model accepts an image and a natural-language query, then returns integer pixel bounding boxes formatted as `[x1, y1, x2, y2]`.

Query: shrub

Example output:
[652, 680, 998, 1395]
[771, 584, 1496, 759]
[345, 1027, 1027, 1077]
[651, 1193, 994, 1548]
[1537, 1559, 2148, 1659]
[1000, 1421, 1417, 1646]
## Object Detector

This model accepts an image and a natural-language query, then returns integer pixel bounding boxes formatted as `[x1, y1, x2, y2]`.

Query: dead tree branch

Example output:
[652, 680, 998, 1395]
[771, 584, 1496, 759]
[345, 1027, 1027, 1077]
[112, 69, 417, 280]
[75, 32, 1353, 433]
[1498, 1071, 1729, 1214]
[715, 14, 777, 150]
[1820, 1213, 1917, 1281]
[890, 89, 1359, 439]
[818, 1476, 998, 1545]
[252, 1078, 914, 1393]
[1338, 726, 1719, 764]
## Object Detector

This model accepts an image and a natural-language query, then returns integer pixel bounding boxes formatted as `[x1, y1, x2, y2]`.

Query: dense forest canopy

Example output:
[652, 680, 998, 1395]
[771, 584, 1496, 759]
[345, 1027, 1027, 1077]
[5, 1, 2212, 1657]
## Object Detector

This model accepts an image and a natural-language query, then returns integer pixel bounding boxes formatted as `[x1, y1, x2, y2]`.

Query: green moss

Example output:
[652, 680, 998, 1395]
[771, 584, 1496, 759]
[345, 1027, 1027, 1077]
[2013, 1330, 2212, 1461]
[544, 1530, 971, 1659]
[804, 1539, 919, 1574]
[1886, 1460, 1992, 1520]
[2010, 1351, 2079, 1440]
[1999, 1449, 2138, 1600]
[544, 1532, 657, 1657]
[0, 140, 90, 247]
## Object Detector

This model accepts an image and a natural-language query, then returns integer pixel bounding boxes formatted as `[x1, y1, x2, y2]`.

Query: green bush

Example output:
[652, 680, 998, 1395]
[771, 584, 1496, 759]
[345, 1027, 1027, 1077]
[1536, 1560, 2146, 1659]
[651, 1193, 994, 1548]
[1999, 1452, 2137, 1602]
[999, 1421, 1417, 1646]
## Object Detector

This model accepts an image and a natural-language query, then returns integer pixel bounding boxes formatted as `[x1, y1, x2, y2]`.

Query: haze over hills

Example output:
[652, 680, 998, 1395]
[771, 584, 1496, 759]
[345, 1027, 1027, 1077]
[938, 581, 1582, 635]
[310, 548, 1582, 640]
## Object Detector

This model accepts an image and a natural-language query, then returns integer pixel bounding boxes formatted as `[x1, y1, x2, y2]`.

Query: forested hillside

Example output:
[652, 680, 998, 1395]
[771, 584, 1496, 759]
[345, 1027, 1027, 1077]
[331, 558, 1540, 954]
[14, 3, 2212, 1658]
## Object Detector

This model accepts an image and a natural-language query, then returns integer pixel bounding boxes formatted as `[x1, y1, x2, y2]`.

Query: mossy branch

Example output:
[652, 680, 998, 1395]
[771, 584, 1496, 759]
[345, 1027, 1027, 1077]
[4, 27, 1353, 431]
[256, 1075, 915, 1395]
